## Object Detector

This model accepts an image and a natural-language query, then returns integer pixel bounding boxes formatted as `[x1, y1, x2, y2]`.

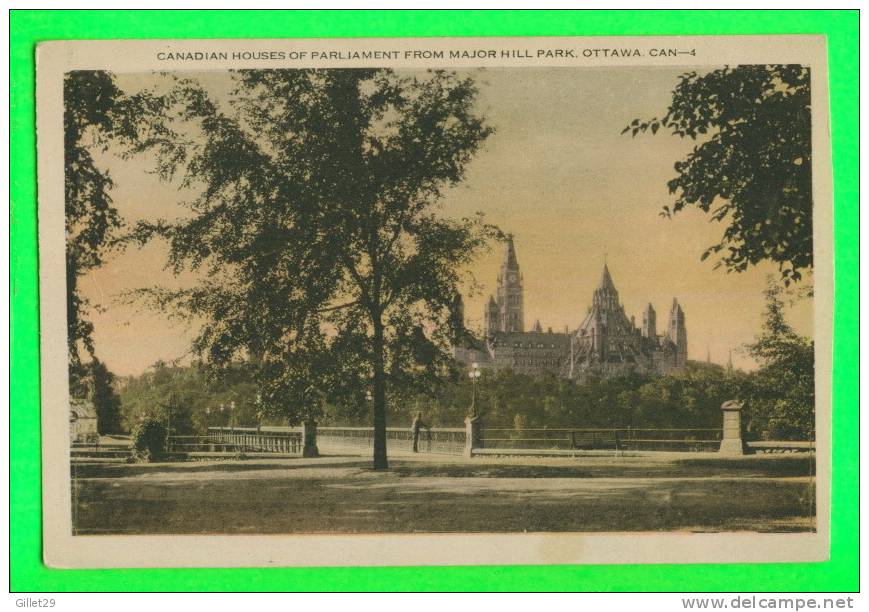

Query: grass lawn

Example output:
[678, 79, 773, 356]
[71, 451, 816, 534]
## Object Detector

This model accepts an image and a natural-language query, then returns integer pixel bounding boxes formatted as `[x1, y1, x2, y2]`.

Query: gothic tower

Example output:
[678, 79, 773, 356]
[592, 264, 620, 312]
[484, 295, 499, 337]
[496, 235, 524, 332]
[642, 303, 657, 339]
[589, 264, 624, 361]
[667, 298, 688, 365]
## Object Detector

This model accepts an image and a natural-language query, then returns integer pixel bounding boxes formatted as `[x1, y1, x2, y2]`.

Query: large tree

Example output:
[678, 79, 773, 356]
[64, 71, 165, 392]
[131, 69, 496, 469]
[626, 65, 812, 286]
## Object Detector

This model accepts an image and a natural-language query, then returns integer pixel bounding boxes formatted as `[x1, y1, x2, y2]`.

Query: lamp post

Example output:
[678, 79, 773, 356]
[229, 400, 236, 432]
[469, 362, 481, 417]
[255, 391, 263, 433]
[364, 390, 374, 447]
[165, 403, 172, 452]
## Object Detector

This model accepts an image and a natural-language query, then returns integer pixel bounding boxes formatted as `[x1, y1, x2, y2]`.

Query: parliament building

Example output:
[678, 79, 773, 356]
[454, 237, 688, 381]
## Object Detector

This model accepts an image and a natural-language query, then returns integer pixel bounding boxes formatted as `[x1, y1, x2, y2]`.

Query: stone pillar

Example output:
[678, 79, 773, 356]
[302, 420, 320, 458]
[464, 415, 482, 458]
[719, 400, 745, 455]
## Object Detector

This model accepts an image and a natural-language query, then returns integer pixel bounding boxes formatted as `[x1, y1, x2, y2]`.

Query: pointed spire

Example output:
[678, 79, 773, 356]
[532, 319, 543, 333]
[727, 348, 734, 373]
[487, 295, 497, 307]
[599, 263, 616, 292]
[503, 234, 519, 269]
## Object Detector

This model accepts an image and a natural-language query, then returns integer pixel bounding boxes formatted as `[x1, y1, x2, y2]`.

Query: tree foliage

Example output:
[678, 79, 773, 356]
[131, 418, 168, 461]
[119, 361, 267, 435]
[332, 361, 747, 433]
[626, 65, 812, 285]
[120, 359, 744, 434]
[119, 349, 811, 443]
[742, 279, 815, 440]
[128, 69, 497, 468]
[85, 358, 123, 435]
[64, 71, 166, 391]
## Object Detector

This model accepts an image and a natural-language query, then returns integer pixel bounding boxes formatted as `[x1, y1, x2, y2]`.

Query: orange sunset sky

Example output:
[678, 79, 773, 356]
[79, 67, 813, 376]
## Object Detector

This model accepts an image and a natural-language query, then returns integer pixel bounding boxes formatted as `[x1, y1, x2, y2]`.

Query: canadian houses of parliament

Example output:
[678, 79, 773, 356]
[455, 236, 688, 381]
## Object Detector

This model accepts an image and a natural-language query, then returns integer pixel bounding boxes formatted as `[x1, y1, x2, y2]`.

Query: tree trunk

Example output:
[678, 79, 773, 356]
[371, 315, 388, 470]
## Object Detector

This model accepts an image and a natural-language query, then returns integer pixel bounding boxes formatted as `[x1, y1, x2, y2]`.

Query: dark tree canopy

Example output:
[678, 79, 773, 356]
[64, 71, 165, 391]
[131, 69, 497, 468]
[86, 358, 123, 435]
[626, 65, 812, 285]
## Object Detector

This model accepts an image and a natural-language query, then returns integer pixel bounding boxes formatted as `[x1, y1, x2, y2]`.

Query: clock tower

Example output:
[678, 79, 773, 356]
[495, 235, 524, 332]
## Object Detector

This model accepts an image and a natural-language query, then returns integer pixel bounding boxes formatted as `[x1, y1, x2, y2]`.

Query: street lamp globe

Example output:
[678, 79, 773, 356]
[469, 363, 482, 416]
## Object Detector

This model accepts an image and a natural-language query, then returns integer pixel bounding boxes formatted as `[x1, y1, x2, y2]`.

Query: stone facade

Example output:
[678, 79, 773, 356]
[565, 265, 687, 381]
[456, 239, 688, 380]
[486, 235, 524, 334]
[69, 397, 99, 443]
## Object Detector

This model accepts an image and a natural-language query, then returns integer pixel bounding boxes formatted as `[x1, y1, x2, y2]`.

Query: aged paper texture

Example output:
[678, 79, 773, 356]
[37, 36, 832, 568]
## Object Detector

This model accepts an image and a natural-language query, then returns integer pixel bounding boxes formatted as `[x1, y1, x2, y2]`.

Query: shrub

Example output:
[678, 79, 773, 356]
[132, 418, 167, 461]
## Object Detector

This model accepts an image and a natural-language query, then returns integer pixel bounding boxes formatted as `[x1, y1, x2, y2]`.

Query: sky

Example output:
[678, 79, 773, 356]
[80, 67, 813, 376]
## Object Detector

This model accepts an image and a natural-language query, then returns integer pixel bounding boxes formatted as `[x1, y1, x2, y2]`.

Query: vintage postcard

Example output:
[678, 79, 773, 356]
[37, 36, 832, 568]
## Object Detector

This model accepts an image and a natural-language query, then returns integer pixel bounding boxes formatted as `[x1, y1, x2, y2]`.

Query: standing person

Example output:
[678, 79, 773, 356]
[411, 411, 430, 453]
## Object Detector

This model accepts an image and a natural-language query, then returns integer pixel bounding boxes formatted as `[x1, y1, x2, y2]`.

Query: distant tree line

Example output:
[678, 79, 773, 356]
[118, 360, 270, 435]
[113, 358, 809, 442]
[113, 279, 813, 442]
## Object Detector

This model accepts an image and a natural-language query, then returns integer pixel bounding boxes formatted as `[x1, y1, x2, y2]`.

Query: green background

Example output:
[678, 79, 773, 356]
[10, 10, 859, 592]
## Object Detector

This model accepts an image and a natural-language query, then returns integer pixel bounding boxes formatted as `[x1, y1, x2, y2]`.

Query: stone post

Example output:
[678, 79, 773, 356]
[719, 400, 745, 455]
[464, 415, 482, 458]
[301, 420, 320, 458]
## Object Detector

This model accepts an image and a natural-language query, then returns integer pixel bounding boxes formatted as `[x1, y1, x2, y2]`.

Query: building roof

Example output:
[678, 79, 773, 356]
[502, 235, 519, 269]
[599, 263, 616, 292]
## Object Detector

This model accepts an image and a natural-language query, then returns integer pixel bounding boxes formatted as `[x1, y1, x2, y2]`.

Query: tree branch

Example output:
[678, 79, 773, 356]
[316, 300, 359, 313]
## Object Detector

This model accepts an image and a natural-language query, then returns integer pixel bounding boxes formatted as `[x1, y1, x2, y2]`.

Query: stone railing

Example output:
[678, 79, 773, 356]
[195, 426, 305, 454]
[476, 427, 723, 453]
[177, 402, 810, 459]
[318, 426, 467, 455]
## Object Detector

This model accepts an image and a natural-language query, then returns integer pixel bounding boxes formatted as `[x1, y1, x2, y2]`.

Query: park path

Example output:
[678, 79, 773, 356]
[71, 450, 816, 535]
